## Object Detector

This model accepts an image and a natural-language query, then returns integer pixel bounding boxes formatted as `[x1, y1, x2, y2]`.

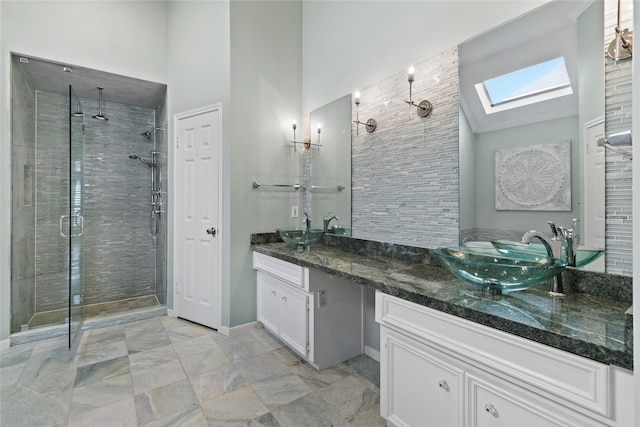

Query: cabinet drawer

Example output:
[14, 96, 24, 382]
[376, 292, 610, 419]
[467, 372, 600, 427]
[253, 252, 309, 290]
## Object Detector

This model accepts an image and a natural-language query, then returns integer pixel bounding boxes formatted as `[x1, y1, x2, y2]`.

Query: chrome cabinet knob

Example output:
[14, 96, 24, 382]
[485, 403, 498, 417]
[438, 380, 449, 391]
[206, 227, 217, 236]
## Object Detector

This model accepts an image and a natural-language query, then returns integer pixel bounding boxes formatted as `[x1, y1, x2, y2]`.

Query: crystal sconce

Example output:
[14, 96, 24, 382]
[405, 66, 433, 118]
[352, 91, 377, 134]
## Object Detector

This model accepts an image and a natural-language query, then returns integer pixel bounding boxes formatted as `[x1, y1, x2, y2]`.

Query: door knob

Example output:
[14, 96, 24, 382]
[206, 227, 217, 236]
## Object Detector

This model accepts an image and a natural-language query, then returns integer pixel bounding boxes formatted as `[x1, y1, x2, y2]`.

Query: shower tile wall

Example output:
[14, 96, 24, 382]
[10, 57, 37, 332]
[351, 47, 459, 247]
[34, 91, 158, 312]
[604, 0, 633, 275]
[33, 91, 71, 312]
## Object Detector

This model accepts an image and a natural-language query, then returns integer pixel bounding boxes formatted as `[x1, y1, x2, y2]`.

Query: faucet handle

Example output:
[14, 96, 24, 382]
[547, 221, 558, 238]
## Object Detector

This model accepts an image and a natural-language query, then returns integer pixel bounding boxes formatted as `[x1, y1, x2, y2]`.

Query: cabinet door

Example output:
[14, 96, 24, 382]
[278, 285, 309, 357]
[382, 328, 463, 427]
[468, 373, 591, 427]
[256, 272, 280, 333]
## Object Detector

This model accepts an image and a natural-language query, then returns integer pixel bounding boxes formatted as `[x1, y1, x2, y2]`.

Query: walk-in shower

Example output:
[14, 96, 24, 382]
[9, 54, 168, 346]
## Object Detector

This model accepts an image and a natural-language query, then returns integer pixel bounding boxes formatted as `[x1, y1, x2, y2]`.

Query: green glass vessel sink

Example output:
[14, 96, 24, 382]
[434, 247, 567, 291]
[277, 228, 325, 247]
[330, 225, 352, 236]
[491, 240, 604, 268]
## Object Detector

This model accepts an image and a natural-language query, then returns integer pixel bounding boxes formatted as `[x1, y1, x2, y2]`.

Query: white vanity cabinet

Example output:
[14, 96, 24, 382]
[253, 252, 362, 370]
[376, 291, 634, 427]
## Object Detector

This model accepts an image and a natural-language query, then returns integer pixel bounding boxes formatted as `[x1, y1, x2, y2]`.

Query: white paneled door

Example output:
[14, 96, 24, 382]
[582, 117, 605, 272]
[174, 104, 222, 329]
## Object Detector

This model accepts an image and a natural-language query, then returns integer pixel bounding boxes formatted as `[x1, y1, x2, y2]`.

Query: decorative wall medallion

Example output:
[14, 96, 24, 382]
[495, 140, 571, 211]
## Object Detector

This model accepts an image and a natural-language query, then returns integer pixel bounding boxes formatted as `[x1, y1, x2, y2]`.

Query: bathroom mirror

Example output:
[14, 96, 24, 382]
[309, 94, 352, 232]
[458, 1, 617, 272]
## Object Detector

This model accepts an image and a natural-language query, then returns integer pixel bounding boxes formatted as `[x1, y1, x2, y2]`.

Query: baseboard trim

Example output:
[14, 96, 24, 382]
[167, 309, 176, 318]
[0, 338, 10, 350]
[218, 321, 257, 337]
[364, 345, 380, 362]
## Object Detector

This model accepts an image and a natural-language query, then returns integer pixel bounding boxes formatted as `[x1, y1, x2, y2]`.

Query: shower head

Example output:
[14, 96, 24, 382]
[141, 128, 165, 140]
[92, 87, 109, 121]
[128, 154, 153, 167]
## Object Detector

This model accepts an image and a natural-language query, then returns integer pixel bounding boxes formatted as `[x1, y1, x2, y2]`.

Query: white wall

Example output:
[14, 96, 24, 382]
[0, 0, 169, 342]
[302, 0, 550, 113]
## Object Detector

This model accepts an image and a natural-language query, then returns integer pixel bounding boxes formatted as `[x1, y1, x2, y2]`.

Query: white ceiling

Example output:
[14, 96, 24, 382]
[13, 54, 166, 109]
[459, 1, 593, 134]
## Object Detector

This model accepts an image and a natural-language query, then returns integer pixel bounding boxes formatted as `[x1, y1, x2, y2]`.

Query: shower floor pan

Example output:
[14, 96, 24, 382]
[12, 295, 166, 346]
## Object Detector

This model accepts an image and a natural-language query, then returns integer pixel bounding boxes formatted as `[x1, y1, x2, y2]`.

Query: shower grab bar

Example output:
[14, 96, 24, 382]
[59, 213, 84, 237]
[308, 185, 345, 192]
[252, 181, 301, 190]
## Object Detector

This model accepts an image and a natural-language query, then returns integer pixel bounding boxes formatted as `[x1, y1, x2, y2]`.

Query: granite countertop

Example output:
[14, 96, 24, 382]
[252, 239, 633, 370]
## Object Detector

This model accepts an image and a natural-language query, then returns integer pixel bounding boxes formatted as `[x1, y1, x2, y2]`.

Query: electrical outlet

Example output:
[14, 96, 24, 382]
[291, 205, 299, 218]
[317, 290, 327, 308]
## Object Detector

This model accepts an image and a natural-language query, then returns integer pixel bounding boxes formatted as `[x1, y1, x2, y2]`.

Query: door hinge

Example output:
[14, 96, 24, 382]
[306, 301, 310, 311]
[175, 282, 179, 294]
[176, 136, 180, 148]
[306, 343, 310, 356]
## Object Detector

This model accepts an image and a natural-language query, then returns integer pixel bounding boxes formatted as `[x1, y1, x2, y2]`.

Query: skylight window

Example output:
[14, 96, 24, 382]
[475, 57, 572, 114]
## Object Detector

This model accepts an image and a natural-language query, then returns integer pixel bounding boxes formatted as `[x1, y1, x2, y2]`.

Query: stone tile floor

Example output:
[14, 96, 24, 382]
[1, 316, 384, 426]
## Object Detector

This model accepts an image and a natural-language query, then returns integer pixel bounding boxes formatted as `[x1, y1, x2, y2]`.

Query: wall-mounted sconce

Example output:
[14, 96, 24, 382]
[607, 0, 633, 61]
[405, 66, 433, 118]
[352, 91, 377, 134]
[290, 120, 323, 152]
[597, 130, 632, 159]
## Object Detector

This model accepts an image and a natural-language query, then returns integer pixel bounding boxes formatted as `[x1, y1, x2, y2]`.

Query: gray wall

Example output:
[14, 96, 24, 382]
[229, 0, 303, 327]
[472, 115, 581, 241]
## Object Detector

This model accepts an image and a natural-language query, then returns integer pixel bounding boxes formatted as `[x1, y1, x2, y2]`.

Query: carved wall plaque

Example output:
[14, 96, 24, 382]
[495, 140, 571, 211]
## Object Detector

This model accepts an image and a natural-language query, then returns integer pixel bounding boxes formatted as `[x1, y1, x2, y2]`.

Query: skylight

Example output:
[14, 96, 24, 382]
[475, 57, 573, 114]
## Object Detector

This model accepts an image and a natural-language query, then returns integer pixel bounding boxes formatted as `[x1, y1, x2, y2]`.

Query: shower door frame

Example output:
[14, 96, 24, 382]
[66, 85, 85, 347]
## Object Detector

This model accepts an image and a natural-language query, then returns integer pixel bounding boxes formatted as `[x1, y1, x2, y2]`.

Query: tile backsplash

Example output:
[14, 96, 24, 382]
[351, 47, 459, 248]
[604, 0, 633, 275]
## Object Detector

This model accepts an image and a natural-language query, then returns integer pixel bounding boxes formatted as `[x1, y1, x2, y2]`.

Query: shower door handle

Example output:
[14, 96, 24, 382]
[59, 213, 85, 237]
[206, 227, 217, 236]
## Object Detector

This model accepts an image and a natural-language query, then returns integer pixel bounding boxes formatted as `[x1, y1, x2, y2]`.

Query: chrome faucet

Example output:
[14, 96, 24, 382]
[303, 212, 311, 234]
[520, 219, 580, 297]
[323, 213, 339, 232]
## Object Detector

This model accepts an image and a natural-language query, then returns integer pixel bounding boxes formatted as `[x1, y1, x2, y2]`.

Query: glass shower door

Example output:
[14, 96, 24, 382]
[67, 86, 85, 346]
